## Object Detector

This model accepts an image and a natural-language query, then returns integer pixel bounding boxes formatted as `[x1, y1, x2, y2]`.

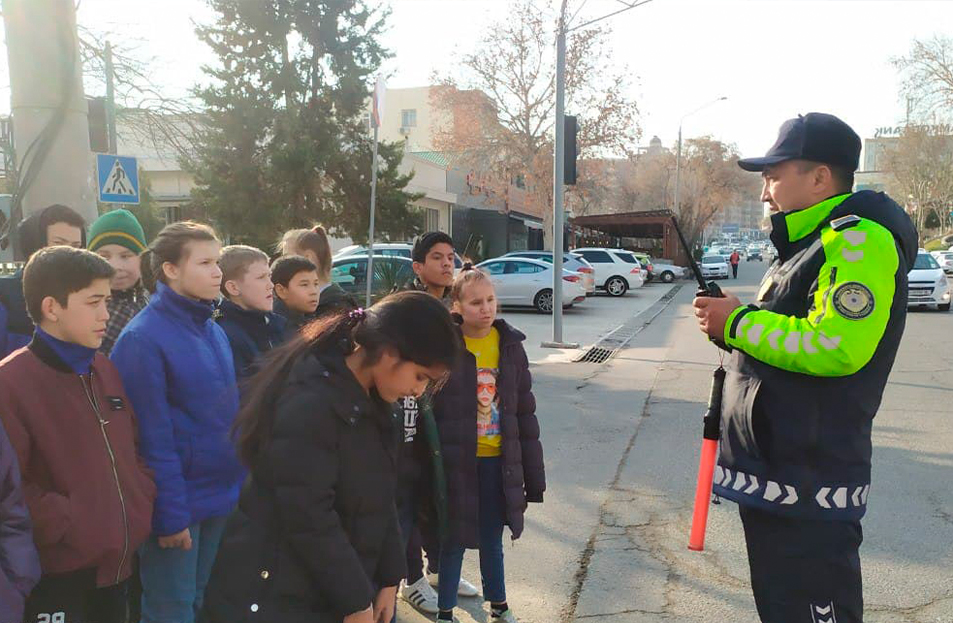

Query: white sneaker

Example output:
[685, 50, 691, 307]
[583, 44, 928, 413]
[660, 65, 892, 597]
[491, 608, 519, 623]
[427, 571, 480, 597]
[400, 576, 439, 614]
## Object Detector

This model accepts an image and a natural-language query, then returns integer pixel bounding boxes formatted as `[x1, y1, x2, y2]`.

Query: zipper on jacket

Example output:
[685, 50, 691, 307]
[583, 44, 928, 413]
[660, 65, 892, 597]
[81, 373, 130, 585]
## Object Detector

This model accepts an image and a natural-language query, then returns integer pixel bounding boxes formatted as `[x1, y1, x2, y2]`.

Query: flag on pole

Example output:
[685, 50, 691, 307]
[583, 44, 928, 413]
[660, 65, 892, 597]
[371, 75, 386, 128]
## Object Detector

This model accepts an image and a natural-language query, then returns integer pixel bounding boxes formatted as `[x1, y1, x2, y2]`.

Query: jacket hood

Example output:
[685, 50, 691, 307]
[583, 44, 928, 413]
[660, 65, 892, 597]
[17, 205, 88, 258]
[829, 190, 918, 269]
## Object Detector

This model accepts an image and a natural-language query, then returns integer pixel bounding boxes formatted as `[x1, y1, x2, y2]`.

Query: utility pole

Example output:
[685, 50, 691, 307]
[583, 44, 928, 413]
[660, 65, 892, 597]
[3, 0, 98, 241]
[544, 0, 570, 347]
[105, 41, 118, 155]
[673, 97, 728, 216]
[543, 0, 654, 350]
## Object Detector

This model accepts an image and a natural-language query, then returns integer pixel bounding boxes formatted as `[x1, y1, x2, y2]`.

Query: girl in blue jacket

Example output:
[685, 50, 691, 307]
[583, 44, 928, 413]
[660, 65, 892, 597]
[112, 222, 243, 623]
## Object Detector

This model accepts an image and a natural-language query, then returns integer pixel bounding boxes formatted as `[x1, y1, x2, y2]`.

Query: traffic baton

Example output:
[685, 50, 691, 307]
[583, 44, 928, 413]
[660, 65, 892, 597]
[688, 365, 725, 551]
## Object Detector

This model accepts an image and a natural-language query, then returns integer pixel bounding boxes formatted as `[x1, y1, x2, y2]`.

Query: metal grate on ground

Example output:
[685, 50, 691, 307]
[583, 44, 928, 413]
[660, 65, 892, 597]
[575, 285, 683, 364]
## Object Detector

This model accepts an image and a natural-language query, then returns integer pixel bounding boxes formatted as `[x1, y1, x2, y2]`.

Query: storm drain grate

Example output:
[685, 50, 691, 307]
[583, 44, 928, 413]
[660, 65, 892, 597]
[577, 346, 615, 364]
[575, 285, 683, 364]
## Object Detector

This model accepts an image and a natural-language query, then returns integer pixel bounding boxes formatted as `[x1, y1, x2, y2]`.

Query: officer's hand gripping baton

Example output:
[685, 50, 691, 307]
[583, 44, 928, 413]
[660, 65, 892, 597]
[670, 216, 727, 552]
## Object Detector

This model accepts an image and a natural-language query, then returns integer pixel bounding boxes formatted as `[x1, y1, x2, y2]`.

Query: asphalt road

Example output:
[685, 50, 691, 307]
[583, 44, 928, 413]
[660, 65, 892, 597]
[397, 261, 953, 623]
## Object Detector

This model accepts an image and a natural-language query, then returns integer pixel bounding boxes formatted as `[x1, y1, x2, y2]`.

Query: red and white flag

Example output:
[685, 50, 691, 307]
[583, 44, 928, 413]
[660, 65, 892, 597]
[371, 75, 386, 129]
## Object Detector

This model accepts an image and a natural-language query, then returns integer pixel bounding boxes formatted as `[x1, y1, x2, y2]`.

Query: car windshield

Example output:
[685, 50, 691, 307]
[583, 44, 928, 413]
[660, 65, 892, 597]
[614, 252, 639, 264]
[702, 256, 723, 263]
[914, 254, 940, 270]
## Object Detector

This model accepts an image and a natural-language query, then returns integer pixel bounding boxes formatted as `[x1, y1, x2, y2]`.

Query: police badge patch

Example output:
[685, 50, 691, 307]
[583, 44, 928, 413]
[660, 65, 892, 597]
[833, 282, 875, 320]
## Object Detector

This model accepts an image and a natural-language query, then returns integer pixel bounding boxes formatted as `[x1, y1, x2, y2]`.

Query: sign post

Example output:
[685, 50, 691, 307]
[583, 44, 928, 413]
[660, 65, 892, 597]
[366, 75, 385, 308]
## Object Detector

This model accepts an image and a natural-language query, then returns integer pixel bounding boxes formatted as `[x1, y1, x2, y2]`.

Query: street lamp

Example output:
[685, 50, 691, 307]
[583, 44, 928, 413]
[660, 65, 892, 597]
[545, 0, 654, 349]
[673, 97, 728, 216]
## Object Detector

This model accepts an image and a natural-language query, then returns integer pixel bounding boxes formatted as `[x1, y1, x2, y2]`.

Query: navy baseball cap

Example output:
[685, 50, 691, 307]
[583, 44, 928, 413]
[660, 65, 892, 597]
[738, 113, 862, 172]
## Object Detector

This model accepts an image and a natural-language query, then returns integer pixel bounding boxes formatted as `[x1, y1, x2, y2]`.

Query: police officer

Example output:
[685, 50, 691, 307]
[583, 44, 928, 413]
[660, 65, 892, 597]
[693, 113, 918, 623]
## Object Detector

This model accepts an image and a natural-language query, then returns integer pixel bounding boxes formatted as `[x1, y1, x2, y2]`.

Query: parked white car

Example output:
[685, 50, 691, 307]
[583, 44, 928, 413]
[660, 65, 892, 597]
[476, 257, 587, 313]
[700, 255, 730, 280]
[930, 250, 953, 275]
[334, 243, 464, 270]
[571, 248, 645, 296]
[503, 251, 596, 295]
[648, 259, 687, 283]
[908, 252, 951, 312]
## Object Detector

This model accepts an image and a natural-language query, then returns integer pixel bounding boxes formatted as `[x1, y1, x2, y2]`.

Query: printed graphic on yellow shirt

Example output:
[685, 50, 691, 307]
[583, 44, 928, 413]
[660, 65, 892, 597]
[477, 367, 501, 448]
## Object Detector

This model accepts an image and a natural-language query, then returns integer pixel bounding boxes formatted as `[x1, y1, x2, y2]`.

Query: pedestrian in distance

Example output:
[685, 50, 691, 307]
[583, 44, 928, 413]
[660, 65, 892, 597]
[431, 266, 545, 623]
[0, 246, 155, 623]
[216, 245, 286, 383]
[0, 418, 41, 623]
[199, 291, 460, 623]
[111, 222, 245, 623]
[0, 204, 86, 358]
[277, 225, 356, 316]
[88, 208, 151, 356]
[270, 255, 321, 340]
[729, 249, 740, 279]
[395, 232, 480, 617]
[693, 113, 917, 623]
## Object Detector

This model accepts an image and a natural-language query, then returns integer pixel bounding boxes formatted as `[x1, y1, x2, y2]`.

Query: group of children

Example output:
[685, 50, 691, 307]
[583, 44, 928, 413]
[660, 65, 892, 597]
[0, 207, 545, 623]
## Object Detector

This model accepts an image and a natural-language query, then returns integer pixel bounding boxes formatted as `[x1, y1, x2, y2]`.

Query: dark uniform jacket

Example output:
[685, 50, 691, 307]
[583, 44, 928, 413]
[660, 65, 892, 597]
[715, 191, 917, 521]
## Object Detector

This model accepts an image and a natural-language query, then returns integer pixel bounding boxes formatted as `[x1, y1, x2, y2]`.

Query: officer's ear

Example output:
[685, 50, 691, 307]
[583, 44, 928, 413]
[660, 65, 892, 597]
[812, 164, 834, 192]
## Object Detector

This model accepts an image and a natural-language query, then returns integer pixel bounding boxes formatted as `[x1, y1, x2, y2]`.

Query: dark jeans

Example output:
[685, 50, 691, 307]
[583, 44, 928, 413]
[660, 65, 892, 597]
[25, 570, 130, 623]
[740, 505, 863, 623]
[395, 492, 440, 623]
[437, 456, 506, 611]
[397, 492, 439, 585]
[731, 263, 739, 278]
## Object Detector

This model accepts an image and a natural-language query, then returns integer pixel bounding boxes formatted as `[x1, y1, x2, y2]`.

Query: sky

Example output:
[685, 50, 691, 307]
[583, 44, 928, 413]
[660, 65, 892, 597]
[0, 0, 950, 159]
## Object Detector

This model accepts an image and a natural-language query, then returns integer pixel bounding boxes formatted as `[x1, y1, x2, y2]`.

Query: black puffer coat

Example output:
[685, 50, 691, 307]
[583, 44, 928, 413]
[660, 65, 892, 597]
[432, 319, 545, 548]
[200, 343, 405, 623]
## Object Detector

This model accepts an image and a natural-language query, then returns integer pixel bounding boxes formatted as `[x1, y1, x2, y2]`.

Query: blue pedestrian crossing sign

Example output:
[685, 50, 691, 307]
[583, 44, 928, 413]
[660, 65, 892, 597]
[96, 154, 140, 204]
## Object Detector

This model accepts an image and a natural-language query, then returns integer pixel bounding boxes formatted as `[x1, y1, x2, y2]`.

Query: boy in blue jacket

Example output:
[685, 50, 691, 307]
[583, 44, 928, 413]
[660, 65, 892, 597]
[215, 245, 285, 382]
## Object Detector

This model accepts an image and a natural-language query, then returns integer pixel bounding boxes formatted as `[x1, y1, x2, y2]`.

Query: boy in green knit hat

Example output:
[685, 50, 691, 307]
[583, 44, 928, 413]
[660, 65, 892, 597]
[88, 209, 150, 355]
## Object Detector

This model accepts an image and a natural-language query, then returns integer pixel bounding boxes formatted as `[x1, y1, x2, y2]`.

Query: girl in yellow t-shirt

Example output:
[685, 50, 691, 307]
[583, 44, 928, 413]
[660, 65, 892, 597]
[431, 267, 546, 623]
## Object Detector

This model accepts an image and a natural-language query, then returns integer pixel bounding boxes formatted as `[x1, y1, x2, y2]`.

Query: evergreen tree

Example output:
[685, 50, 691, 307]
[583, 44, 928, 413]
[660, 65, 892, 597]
[187, 0, 422, 249]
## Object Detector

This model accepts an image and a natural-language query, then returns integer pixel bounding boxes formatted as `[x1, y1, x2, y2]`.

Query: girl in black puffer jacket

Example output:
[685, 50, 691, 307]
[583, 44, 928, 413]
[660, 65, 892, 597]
[199, 292, 459, 623]
[432, 268, 546, 623]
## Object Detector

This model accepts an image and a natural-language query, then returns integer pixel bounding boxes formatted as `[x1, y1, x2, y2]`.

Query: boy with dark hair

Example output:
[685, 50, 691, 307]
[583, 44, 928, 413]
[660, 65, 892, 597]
[0, 246, 156, 623]
[88, 208, 150, 355]
[408, 231, 456, 301]
[270, 254, 320, 339]
[216, 245, 285, 381]
[0, 204, 86, 357]
[398, 232, 478, 615]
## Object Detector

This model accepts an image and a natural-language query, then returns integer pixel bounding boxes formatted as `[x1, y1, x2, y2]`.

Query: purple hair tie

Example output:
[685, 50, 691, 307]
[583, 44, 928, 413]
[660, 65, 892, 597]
[348, 307, 366, 321]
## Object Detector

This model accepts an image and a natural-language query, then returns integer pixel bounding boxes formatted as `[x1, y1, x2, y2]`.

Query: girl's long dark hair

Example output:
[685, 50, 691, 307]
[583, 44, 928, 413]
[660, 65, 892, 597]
[233, 290, 460, 466]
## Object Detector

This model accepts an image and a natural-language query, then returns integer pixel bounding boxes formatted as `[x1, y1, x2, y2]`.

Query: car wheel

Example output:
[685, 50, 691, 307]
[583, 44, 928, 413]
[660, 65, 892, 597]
[534, 289, 554, 313]
[940, 303, 951, 312]
[660, 271, 675, 283]
[605, 276, 628, 297]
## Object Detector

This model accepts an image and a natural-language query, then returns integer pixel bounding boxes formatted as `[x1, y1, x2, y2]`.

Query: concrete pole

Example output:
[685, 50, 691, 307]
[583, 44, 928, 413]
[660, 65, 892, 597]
[3, 0, 98, 233]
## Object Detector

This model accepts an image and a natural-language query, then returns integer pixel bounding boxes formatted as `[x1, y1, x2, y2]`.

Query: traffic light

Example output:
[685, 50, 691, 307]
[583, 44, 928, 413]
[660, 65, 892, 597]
[564, 114, 577, 185]
[87, 97, 109, 154]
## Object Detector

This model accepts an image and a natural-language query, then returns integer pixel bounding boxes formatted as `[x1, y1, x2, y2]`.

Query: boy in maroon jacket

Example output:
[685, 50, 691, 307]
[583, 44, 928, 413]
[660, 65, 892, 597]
[0, 246, 156, 623]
